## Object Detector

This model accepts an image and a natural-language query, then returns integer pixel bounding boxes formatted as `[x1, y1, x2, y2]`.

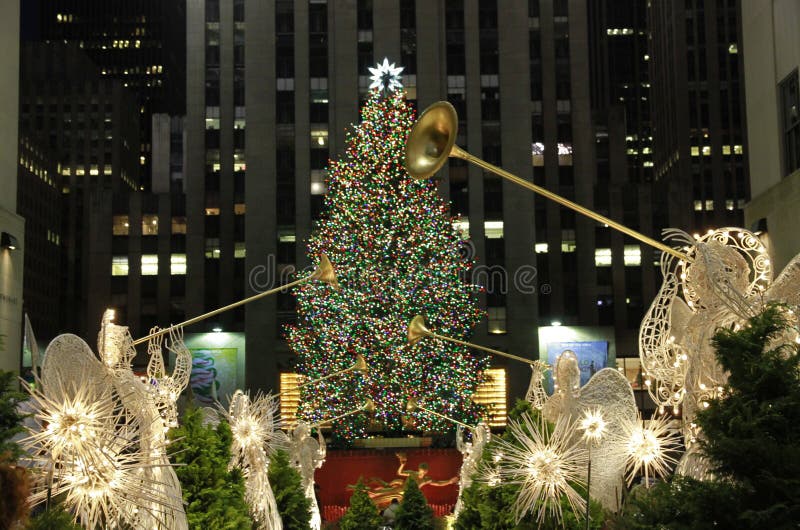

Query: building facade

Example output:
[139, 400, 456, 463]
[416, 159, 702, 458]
[648, 0, 749, 233]
[741, 0, 800, 272]
[24, 0, 187, 190]
[19, 43, 140, 340]
[17, 137, 62, 341]
[0, 0, 23, 374]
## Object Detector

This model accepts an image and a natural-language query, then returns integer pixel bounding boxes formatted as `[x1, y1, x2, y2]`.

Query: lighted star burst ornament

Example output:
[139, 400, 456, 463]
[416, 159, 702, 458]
[489, 413, 588, 526]
[617, 413, 681, 486]
[368, 57, 404, 93]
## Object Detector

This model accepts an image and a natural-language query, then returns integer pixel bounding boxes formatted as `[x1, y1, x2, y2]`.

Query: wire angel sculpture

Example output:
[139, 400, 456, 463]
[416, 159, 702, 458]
[524, 360, 550, 410]
[21, 311, 189, 529]
[289, 420, 326, 530]
[542, 350, 637, 510]
[220, 390, 285, 530]
[453, 422, 491, 518]
[21, 333, 186, 529]
[639, 228, 800, 478]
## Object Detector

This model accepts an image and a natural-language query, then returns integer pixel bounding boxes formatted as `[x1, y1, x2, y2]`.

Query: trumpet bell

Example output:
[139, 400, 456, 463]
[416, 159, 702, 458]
[405, 101, 458, 180]
[407, 315, 431, 345]
[353, 354, 368, 373]
[311, 254, 340, 291]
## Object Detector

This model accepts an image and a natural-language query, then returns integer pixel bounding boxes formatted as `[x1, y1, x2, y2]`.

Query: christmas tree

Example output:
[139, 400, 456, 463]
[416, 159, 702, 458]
[168, 407, 253, 529]
[339, 478, 383, 530]
[267, 449, 312, 530]
[286, 76, 486, 442]
[394, 477, 436, 530]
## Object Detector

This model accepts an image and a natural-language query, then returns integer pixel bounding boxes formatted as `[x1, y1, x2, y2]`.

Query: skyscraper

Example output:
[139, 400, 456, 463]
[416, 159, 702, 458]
[648, 0, 749, 233]
[23, 0, 187, 189]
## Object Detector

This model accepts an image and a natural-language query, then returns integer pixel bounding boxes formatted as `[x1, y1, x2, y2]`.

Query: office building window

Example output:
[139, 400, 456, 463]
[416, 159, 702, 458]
[112, 215, 129, 235]
[141, 255, 159, 275]
[111, 256, 129, 276]
[142, 214, 159, 235]
[171, 254, 187, 275]
[780, 70, 800, 175]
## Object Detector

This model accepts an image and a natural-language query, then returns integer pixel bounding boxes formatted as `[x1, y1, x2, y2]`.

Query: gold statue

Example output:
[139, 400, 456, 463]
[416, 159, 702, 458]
[364, 452, 458, 506]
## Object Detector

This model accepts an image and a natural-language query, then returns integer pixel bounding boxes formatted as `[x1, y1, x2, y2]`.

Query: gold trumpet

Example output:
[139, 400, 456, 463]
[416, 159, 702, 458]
[132, 254, 339, 345]
[405, 101, 689, 263]
[408, 315, 547, 368]
[405, 396, 473, 430]
[308, 398, 376, 428]
[278, 354, 368, 397]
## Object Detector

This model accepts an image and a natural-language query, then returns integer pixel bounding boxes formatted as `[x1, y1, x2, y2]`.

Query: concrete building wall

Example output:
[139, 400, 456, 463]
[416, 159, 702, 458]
[0, 0, 22, 373]
[742, 0, 800, 272]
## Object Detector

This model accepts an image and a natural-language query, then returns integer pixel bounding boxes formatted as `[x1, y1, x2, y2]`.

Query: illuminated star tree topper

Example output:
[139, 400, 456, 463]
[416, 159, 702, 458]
[368, 57, 404, 93]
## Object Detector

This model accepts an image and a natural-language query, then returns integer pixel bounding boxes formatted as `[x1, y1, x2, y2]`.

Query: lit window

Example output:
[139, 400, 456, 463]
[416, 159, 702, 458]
[235, 242, 246, 259]
[113, 215, 130, 235]
[170, 254, 186, 275]
[726, 199, 734, 211]
[103, 166, 112, 175]
[624, 245, 641, 266]
[452, 220, 469, 239]
[690, 146, 700, 156]
[722, 145, 731, 155]
[142, 214, 159, 235]
[702, 146, 711, 156]
[234, 203, 246, 215]
[112, 256, 129, 276]
[561, 229, 576, 252]
[205, 207, 220, 216]
[705, 200, 714, 211]
[728, 43, 738, 54]
[205, 118, 220, 130]
[141, 255, 158, 275]
[733, 144, 743, 155]
[205, 238, 220, 259]
[172, 216, 187, 234]
[595, 248, 612, 267]
[488, 307, 507, 334]
[311, 129, 328, 147]
[693, 200, 703, 211]
[311, 170, 327, 195]
[535, 243, 548, 253]
[473, 368, 507, 427]
[484, 221, 504, 239]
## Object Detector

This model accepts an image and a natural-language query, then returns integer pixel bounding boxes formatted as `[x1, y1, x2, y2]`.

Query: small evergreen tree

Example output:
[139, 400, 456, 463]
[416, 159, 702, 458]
[0, 369, 29, 530]
[339, 478, 382, 530]
[394, 477, 435, 530]
[612, 303, 800, 529]
[168, 407, 252, 529]
[0, 370, 26, 460]
[25, 505, 83, 530]
[267, 449, 311, 530]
